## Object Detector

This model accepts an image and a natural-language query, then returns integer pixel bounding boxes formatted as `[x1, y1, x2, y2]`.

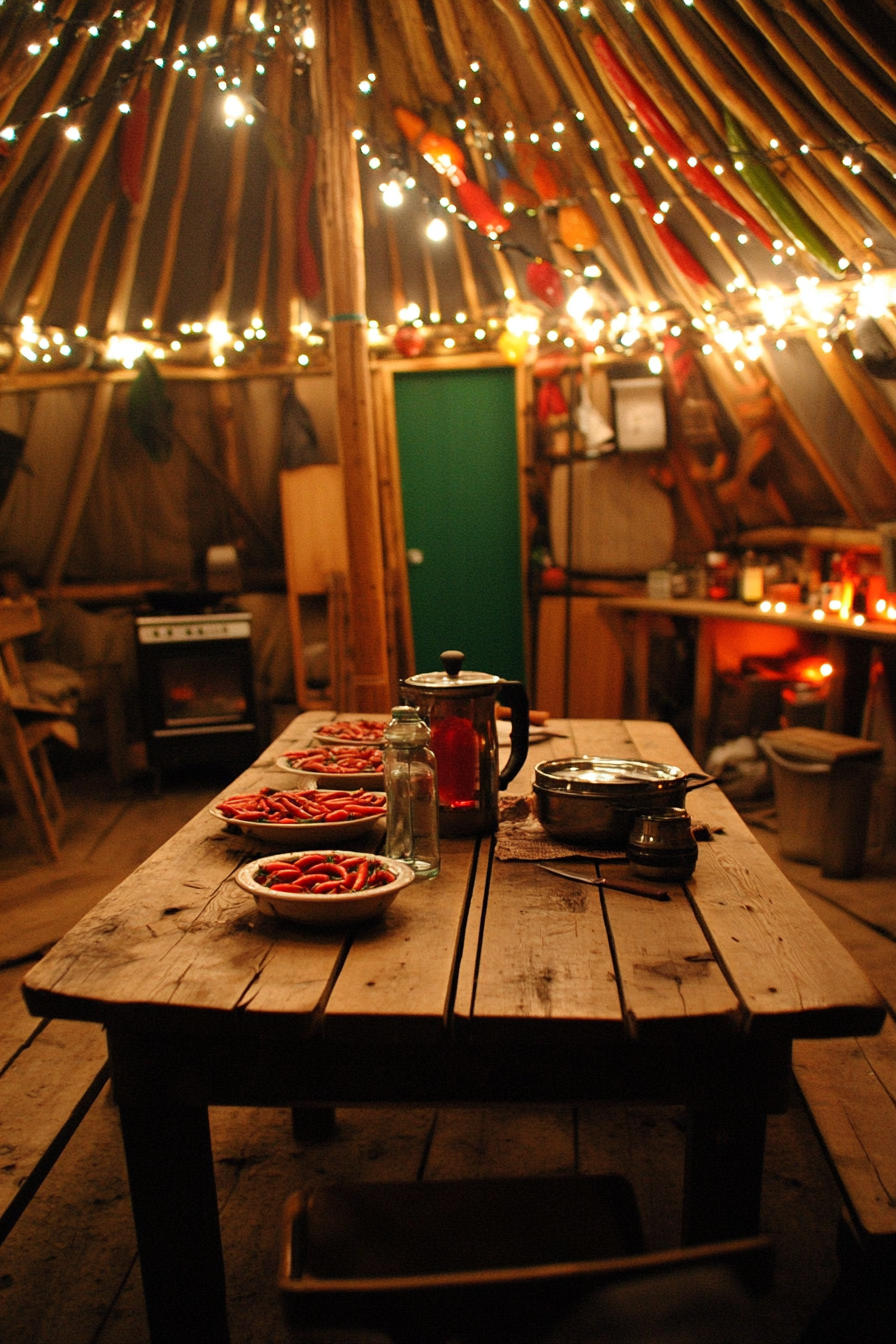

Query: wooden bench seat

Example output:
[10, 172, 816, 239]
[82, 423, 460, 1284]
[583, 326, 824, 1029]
[792, 1016, 896, 1252]
[0, 1011, 109, 1245]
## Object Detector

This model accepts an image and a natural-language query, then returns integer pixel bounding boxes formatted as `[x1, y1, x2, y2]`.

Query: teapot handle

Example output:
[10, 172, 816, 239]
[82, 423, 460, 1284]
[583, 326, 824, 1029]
[497, 680, 530, 789]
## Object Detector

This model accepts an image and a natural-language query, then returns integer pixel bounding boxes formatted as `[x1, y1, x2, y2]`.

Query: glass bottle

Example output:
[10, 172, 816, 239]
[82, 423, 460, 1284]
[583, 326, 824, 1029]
[383, 706, 440, 879]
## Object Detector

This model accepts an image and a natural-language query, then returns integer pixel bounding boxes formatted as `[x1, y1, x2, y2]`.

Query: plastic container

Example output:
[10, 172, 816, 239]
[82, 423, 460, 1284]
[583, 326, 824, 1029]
[758, 728, 881, 878]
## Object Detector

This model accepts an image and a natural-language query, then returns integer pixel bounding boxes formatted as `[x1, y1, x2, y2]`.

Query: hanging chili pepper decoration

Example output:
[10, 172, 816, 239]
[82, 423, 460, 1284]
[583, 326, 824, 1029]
[723, 112, 843, 278]
[119, 86, 150, 205]
[393, 107, 464, 172]
[592, 35, 773, 252]
[558, 204, 600, 252]
[536, 379, 569, 421]
[296, 134, 321, 300]
[453, 174, 510, 235]
[526, 259, 565, 307]
[622, 163, 711, 286]
[393, 106, 506, 234]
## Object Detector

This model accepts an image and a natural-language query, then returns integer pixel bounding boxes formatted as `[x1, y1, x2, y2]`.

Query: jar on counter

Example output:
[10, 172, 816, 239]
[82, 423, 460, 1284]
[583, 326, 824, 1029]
[383, 706, 440, 879]
[705, 552, 732, 600]
[739, 552, 765, 604]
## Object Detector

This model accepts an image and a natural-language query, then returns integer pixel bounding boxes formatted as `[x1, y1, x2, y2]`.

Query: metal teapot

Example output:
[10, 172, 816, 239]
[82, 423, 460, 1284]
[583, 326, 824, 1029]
[401, 650, 529, 836]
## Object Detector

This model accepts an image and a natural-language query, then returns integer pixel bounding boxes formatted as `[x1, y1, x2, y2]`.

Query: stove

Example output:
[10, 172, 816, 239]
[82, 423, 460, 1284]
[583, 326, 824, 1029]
[135, 610, 259, 773]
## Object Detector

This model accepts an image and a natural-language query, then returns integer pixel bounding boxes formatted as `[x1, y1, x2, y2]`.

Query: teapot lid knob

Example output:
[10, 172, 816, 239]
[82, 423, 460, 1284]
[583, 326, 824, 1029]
[440, 650, 465, 677]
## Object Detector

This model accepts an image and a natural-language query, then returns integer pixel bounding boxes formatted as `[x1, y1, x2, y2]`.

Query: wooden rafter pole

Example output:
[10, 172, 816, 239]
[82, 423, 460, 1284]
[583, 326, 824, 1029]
[645, 0, 878, 269]
[690, 0, 896, 251]
[105, 0, 179, 333]
[311, 0, 392, 712]
[802, 332, 896, 492]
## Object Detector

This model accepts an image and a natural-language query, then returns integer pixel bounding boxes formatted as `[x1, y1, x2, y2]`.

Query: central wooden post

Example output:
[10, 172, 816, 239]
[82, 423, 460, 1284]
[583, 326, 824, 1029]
[312, 0, 392, 712]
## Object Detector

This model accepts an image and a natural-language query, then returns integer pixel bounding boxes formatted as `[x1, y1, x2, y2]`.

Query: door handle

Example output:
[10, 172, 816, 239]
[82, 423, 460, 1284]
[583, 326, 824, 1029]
[407, 548, 424, 565]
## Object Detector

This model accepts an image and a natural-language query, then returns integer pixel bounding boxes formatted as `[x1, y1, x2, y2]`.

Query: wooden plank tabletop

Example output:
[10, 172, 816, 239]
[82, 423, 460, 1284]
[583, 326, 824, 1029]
[22, 715, 885, 1052]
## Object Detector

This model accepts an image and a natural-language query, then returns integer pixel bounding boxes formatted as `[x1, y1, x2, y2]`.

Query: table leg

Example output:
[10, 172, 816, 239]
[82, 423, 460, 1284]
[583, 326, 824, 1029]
[632, 614, 650, 720]
[682, 1105, 768, 1245]
[117, 1102, 230, 1344]
[691, 618, 715, 768]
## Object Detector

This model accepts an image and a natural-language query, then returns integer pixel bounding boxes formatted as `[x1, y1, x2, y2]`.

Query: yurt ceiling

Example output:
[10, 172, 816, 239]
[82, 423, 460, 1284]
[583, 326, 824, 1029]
[4, 0, 896, 591]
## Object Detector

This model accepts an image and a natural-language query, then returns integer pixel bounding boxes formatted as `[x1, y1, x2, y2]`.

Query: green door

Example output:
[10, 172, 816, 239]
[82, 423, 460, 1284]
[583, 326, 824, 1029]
[394, 367, 526, 683]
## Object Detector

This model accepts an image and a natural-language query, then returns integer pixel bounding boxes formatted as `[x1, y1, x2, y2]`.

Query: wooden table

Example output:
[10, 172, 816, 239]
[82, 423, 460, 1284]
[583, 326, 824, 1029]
[23, 714, 885, 1344]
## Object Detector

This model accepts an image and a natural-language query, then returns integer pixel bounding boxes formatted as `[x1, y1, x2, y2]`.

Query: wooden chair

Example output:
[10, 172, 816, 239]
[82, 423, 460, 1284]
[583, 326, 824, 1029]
[0, 597, 75, 862]
[279, 1175, 774, 1343]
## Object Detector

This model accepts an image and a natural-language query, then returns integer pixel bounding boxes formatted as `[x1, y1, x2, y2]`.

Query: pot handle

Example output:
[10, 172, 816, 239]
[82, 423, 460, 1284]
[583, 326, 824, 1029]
[497, 679, 530, 789]
[683, 773, 720, 793]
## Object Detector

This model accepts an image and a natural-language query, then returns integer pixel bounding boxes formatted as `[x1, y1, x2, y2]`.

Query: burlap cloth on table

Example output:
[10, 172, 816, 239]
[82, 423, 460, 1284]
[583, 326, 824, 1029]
[495, 795, 626, 862]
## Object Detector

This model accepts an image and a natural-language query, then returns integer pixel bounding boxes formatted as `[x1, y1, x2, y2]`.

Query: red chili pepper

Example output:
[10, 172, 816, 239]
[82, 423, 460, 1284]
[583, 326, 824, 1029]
[352, 860, 370, 890]
[621, 163, 711, 285]
[592, 35, 773, 251]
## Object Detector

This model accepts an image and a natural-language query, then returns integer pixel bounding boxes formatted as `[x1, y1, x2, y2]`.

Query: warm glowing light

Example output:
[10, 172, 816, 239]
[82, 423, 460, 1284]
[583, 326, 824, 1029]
[566, 286, 593, 321]
[812, 608, 825, 622]
[759, 601, 772, 613]
[381, 180, 404, 208]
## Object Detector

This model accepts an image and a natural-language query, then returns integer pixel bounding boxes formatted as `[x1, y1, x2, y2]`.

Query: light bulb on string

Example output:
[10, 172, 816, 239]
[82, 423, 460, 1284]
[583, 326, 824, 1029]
[381, 179, 403, 208]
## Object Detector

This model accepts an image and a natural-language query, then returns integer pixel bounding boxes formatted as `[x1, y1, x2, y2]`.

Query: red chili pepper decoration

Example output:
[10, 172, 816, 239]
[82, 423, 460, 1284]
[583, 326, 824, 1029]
[536, 379, 569, 422]
[592, 35, 773, 252]
[119, 85, 150, 205]
[526, 259, 565, 308]
[622, 163, 711, 286]
[453, 175, 510, 235]
[394, 325, 426, 358]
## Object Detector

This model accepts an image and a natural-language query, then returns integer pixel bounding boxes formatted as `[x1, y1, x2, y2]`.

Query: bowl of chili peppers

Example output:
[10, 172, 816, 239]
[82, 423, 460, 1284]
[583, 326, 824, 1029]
[312, 719, 387, 747]
[275, 744, 384, 789]
[236, 849, 415, 924]
[210, 786, 387, 845]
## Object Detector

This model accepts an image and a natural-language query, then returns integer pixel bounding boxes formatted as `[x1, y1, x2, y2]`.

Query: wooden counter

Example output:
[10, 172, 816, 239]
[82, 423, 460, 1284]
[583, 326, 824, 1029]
[594, 596, 896, 765]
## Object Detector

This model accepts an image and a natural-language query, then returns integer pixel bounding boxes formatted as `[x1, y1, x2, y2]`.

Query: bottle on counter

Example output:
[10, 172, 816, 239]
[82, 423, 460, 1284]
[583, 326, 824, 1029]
[383, 706, 440, 879]
[739, 551, 765, 604]
[705, 551, 732, 600]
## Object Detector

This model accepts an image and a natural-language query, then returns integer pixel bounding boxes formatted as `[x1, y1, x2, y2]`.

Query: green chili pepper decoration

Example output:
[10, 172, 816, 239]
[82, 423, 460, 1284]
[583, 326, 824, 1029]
[723, 112, 843, 277]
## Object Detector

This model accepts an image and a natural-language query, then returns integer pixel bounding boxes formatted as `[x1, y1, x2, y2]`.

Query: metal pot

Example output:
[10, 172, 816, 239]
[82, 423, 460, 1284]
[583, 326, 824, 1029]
[532, 757, 714, 847]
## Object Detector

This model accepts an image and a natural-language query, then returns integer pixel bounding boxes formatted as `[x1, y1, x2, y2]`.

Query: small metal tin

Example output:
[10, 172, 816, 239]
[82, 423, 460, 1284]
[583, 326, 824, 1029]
[626, 808, 699, 881]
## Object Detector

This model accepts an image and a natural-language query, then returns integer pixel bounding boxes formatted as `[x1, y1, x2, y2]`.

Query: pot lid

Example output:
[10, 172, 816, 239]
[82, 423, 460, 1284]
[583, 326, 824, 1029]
[534, 757, 685, 794]
[402, 650, 500, 695]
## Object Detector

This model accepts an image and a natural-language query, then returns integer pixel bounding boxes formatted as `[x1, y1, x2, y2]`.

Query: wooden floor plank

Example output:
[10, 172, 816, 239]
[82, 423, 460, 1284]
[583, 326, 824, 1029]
[0, 964, 39, 1068]
[424, 1105, 576, 1180]
[0, 1019, 108, 1240]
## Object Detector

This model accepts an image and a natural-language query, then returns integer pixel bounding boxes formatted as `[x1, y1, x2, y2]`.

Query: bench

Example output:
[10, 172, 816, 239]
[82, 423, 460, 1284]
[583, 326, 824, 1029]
[792, 1016, 896, 1339]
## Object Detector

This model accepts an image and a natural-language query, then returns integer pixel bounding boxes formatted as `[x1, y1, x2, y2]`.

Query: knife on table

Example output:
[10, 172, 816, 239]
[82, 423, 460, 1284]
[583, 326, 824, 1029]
[537, 864, 670, 902]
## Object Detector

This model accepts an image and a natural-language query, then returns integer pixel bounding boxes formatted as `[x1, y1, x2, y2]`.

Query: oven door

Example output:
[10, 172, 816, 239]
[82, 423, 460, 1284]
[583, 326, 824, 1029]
[137, 636, 259, 771]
